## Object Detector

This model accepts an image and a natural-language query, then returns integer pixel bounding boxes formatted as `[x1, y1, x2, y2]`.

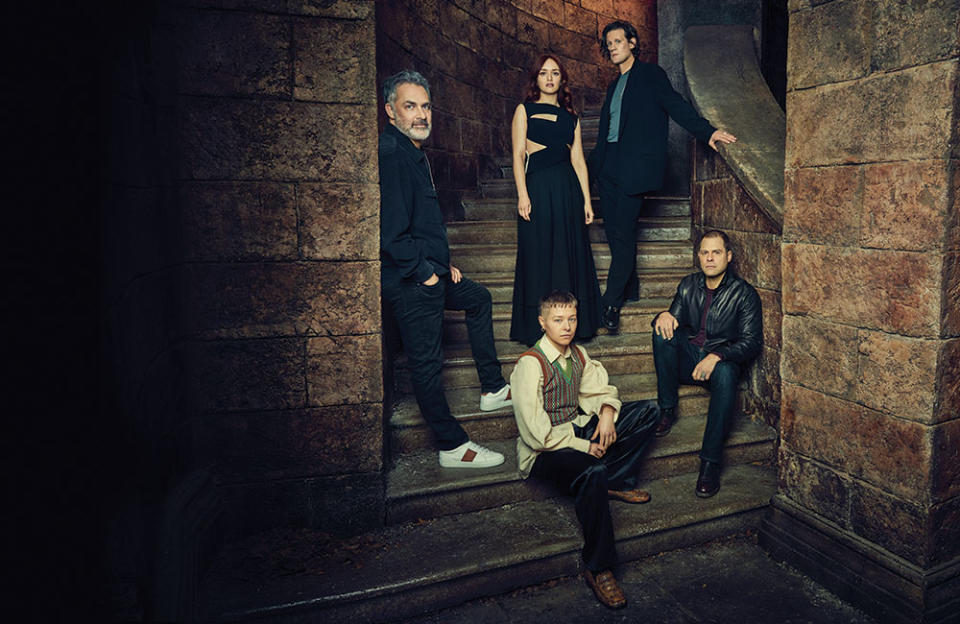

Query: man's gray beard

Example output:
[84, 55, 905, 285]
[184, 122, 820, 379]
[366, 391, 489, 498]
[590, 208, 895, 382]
[399, 123, 431, 142]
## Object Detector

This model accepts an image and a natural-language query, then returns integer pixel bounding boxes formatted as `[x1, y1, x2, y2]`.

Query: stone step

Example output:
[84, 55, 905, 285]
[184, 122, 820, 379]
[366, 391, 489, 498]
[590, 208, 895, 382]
[445, 217, 691, 245]
[461, 195, 690, 221]
[449, 241, 694, 274]
[386, 417, 776, 524]
[389, 372, 712, 454]
[200, 464, 775, 623]
[464, 266, 691, 303]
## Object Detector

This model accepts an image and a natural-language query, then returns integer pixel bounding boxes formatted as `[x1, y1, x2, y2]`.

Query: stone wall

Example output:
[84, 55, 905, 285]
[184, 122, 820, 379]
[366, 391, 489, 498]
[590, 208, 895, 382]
[376, 0, 658, 220]
[691, 143, 782, 430]
[764, 0, 960, 620]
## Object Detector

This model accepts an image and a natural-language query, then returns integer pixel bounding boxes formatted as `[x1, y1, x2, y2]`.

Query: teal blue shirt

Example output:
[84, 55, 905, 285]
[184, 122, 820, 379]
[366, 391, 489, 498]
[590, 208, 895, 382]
[606, 70, 631, 142]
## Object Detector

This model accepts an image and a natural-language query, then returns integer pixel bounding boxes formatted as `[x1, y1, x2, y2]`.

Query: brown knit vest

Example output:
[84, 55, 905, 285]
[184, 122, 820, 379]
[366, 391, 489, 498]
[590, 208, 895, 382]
[521, 344, 586, 426]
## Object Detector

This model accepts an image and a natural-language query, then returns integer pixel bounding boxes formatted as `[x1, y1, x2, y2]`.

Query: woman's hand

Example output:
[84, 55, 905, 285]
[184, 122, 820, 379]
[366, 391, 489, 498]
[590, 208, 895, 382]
[588, 442, 605, 458]
[518, 196, 532, 221]
[584, 202, 594, 225]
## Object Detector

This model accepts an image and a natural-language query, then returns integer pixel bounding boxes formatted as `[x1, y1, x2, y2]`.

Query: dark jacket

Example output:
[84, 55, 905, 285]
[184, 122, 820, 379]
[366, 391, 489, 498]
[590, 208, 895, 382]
[588, 62, 716, 195]
[665, 270, 762, 364]
[379, 123, 450, 283]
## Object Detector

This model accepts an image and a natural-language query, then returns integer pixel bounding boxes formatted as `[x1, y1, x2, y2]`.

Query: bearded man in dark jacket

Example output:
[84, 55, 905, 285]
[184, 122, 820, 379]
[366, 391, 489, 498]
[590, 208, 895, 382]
[651, 230, 762, 498]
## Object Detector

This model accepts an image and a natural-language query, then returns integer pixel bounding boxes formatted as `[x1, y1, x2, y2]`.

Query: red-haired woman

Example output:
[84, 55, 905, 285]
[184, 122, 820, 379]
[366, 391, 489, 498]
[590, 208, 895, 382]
[509, 55, 601, 345]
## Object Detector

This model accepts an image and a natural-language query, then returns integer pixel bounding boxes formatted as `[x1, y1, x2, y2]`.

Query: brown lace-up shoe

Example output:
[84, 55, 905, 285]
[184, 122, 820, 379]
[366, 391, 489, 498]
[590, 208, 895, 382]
[584, 569, 627, 609]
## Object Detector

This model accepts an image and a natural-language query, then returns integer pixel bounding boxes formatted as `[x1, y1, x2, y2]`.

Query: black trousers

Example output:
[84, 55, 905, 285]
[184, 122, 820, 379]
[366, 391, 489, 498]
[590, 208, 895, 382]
[382, 274, 507, 450]
[599, 141, 643, 309]
[529, 400, 659, 572]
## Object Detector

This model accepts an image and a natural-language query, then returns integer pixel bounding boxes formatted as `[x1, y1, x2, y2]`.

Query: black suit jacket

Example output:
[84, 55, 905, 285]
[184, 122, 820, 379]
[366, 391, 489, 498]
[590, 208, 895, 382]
[588, 62, 716, 195]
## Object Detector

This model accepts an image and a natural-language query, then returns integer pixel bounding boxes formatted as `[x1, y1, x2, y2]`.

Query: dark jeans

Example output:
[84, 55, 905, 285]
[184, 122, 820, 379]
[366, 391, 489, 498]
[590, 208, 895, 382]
[382, 273, 506, 450]
[651, 328, 740, 464]
[529, 400, 659, 572]
[599, 142, 643, 308]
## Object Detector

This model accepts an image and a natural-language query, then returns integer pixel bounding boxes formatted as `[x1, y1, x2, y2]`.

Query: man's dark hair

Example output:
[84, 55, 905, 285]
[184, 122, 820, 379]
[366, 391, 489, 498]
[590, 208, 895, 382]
[382, 70, 431, 106]
[539, 290, 578, 315]
[600, 20, 641, 61]
[697, 230, 732, 253]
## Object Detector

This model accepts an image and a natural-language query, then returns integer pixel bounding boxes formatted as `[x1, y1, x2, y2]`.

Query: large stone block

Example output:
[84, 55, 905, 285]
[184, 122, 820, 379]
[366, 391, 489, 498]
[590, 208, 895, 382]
[306, 333, 383, 407]
[440, 1, 483, 52]
[180, 261, 380, 339]
[179, 98, 379, 182]
[581, 0, 614, 17]
[943, 252, 960, 337]
[782, 244, 941, 336]
[196, 403, 383, 483]
[179, 182, 298, 262]
[185, 337, 307, 412]
[298, 183, 379, 261]
[175, 9, 290, 98]
[861, 161, 950, 252]
[727, 232, 780, 291]
[517, 10, 550, 51]
[781, 383, 930, 499]
[857, 330, 939, 423]
[758, 287, 782, 351]
[699, 177, 779, 235]
[949, 163, 960, 253]
[564, 2, 598, 37]
[849, 481, 928, 567]
[930, 496, 960, 566]
[937, 339, 960, 424]
[932, 414, 960, 502]
[549, 27, 599, 65]
[786, 60, 957, 168]
[872, 0, 960, 71]
[778, 447, 849, 527]
[781, 315, 858, 399]
[293, 17, 376, 103]
[783, 165, 861, 246]
[749, 344, 782, 410]
[530, 0, 561, 26]
[287, 0, 374, 19]
[787, 0, 870, 90]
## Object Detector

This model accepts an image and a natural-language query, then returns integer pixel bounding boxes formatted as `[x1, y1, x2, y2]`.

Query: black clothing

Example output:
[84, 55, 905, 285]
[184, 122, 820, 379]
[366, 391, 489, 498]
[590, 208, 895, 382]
[510, 102, 601, 345]
[379, 123, 450, 284]
[379, 123, 507, 449]
[597, 142, 643, 307]
[664, 270, 762, 364]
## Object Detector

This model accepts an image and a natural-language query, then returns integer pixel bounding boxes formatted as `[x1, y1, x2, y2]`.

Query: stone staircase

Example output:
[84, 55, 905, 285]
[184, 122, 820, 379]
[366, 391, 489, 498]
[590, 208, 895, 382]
[199, 112, 777, 623]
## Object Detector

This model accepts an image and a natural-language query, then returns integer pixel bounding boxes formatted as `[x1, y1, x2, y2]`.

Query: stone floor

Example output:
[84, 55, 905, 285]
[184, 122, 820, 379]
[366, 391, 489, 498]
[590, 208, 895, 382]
[397, 534, 877, 624]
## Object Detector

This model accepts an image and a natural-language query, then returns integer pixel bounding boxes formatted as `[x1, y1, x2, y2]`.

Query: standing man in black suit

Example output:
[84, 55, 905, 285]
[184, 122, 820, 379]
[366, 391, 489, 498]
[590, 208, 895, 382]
[588, 21, 737, 332]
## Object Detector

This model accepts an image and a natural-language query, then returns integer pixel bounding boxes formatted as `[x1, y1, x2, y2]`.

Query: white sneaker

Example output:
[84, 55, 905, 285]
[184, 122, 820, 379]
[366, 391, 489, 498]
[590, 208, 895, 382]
[479, 384, 512, 412]
[438, 441, 505, 468]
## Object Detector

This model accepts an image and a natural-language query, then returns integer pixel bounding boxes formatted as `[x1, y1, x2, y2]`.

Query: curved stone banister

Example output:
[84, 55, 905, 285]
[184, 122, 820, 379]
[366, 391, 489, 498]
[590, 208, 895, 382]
[684, 25, 785, 228]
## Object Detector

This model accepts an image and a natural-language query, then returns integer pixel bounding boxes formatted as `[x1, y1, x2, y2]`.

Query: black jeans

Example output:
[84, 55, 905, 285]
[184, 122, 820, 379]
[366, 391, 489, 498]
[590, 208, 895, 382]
[529, 400, 658, 572]
[651, 328, 740, 464]
[382, 273, 506, 450]
[599, 142, 643, 308]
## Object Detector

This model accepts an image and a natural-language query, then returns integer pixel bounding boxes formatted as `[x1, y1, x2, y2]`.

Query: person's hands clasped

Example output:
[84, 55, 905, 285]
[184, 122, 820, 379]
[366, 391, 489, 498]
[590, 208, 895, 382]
[588, 442, 604, 458]
[654, 311, 679, 340]
[518, 195, 532, 221]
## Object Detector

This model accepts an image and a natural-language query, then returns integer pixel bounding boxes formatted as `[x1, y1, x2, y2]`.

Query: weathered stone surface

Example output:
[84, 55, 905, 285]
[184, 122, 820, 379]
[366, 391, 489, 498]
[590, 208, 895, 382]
[179, 182, 298, 262]
[306, 334, 383, 407]
[185, 338, 307, 412]
[294, 18, 376, 102]
[942, 252, 960, 337]
[693, 142, 733, 182]
[872, 0, 960, 71]
[517, 10, 550, 50]
[781, 383, 930, 498]
[857, 330, 939, 422]
[949, 163, 960, 252]
[581, 0, 613, 17]
[782, 243, 941, 336]
[787, 0, 869, 90]
[778, 448, 849, 527]
[932, 414, 960, 502]
[849, 481, 928, 567]
[549, 28, 599, 65]
[727, 232, 780, 291]
[861, 161, 950, 252]
[757, 287, 782, 351]
[699, 177, 779, 235]
[781, 316, 858, 400]
[178, 98, 378, 182]
[783, 166, 861, 246]
[786, 60, 957, 168]
[179, 0, 287, 15]
[196, 404, 383, 483]
[931, 496, 960, 565]
[181, 261, 381, 338]
[441, 1, 483, 52]
[936, 338, 960, 424]
[748, 344, 782, 415]
[298, 183, 380, 261]
[564, 2, 597, 37]
[175, 10, 290, 97]
[287, 0, 374, 19]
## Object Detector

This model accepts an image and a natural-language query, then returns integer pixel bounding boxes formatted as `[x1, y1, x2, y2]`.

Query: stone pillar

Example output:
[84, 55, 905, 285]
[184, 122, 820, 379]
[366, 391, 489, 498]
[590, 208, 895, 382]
[762, 2, 960, 622]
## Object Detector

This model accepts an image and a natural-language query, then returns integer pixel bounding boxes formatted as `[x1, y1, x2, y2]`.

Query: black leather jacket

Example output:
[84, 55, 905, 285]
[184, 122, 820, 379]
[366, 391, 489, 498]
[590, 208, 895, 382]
[662, 270, 763, 364]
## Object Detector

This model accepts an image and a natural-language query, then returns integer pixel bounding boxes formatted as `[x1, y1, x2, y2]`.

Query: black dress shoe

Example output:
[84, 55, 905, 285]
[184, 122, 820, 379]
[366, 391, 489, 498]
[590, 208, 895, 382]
[602, 305, 620, 332]
[654, 408, 676, 437]
[695, 460, 721, 498]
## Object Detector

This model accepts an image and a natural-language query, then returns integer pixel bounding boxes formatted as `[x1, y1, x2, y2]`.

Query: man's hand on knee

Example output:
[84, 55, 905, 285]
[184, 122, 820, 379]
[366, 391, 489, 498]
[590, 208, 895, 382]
[654, 311, 679, 340]
[692, 353, 722, 382]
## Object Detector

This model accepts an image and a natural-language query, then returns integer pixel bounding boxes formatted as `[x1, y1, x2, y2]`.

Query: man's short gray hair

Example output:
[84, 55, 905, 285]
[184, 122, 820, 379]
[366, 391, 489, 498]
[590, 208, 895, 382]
[383, 70, 431, 106]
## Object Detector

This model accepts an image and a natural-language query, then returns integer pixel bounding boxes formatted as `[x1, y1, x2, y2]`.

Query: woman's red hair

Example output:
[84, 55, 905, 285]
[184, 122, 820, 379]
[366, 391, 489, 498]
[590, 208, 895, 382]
[524, 54, 576, 116]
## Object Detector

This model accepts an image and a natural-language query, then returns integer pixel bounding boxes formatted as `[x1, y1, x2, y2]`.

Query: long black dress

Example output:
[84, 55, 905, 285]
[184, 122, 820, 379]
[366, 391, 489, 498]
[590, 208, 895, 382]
[510, 102, 602, 345]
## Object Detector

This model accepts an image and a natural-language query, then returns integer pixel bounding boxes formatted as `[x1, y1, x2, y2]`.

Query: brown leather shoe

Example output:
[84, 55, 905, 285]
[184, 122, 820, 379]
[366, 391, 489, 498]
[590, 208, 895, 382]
[584, 569, 627, 609]
[608, 488, 651, 504]
[654, 407, 676, 437]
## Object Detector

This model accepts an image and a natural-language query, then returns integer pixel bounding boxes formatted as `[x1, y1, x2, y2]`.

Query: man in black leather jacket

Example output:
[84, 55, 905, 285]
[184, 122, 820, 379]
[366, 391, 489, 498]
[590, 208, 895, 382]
[651, 230, 762, 497]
